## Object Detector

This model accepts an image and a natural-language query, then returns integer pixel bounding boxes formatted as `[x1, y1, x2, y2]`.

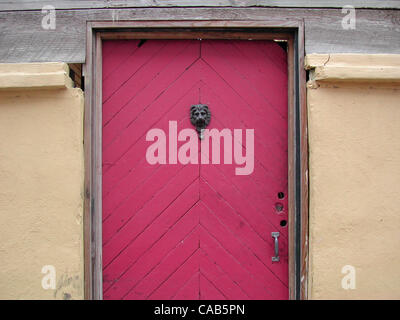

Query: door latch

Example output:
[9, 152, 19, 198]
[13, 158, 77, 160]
[271, 232, 280, 262]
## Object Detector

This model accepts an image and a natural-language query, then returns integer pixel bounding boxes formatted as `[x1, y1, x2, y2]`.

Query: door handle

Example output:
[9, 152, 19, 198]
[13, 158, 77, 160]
[271, 232, 280, 262]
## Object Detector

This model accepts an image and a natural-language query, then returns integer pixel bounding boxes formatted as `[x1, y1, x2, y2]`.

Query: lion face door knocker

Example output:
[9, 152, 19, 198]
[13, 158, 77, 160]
[190, 104, 211, 140]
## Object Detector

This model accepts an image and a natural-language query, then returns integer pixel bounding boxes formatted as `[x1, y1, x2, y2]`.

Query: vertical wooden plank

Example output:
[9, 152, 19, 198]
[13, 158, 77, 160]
[298, 20, 309, 301]
[93, 32, 103, 300]
[84, 24, 103, 301]
[286, 35, 296, 301]
[83, 22, 94, 301]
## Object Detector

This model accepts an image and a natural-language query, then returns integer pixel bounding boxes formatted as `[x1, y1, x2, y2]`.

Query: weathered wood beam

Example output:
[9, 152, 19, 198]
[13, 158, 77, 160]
[1, 0, 400, 11]
[0, 7, 399, 63]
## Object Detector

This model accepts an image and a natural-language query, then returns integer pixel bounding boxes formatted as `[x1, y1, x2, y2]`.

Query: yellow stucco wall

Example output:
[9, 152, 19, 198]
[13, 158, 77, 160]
[306, 54, 400, 299]
[0, 63, 84, 299]
[1, 56, 400, 300]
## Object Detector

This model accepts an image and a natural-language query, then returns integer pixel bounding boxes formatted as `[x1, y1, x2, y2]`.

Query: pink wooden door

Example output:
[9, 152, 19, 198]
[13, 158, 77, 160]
[102, 39, 288, 300]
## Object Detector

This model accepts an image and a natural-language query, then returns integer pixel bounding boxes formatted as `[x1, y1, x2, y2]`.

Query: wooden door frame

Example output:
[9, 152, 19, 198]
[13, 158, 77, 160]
[84, 19, 308, 300]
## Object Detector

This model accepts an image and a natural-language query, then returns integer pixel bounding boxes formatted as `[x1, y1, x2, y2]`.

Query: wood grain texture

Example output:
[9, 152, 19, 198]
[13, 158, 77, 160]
[298, 23, 308, 300]
[1, 0, 400, 11]
[0, 7, 399, 63]
[287, 35, 296, 300]
[102, 39, 289, 300]
[83, 27, 104, 300]
[83, 23, 94, 300]
[85, 24, 307, 299]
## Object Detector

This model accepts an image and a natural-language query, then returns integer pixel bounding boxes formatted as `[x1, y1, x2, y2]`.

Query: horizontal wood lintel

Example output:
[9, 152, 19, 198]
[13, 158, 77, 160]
[1, 1, 400, 11]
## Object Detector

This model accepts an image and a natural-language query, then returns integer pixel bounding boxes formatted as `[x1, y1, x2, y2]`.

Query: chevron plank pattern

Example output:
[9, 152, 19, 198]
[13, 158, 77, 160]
[102, 39, 288, 300]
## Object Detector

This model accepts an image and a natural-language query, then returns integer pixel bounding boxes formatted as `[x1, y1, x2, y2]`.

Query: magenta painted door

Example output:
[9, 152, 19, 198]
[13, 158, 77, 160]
[102, 39, 288, 300]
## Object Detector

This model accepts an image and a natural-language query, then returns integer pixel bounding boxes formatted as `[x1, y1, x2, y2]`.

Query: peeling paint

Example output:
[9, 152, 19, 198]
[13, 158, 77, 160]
[54, 273, 82, 300]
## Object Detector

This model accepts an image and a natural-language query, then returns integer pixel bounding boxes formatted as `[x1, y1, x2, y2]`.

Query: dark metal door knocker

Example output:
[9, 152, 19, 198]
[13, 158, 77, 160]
[190, 104, 211, 140]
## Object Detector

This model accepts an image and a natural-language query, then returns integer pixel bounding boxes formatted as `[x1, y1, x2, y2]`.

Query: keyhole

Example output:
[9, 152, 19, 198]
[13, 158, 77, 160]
[275, 203, 284, 212]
